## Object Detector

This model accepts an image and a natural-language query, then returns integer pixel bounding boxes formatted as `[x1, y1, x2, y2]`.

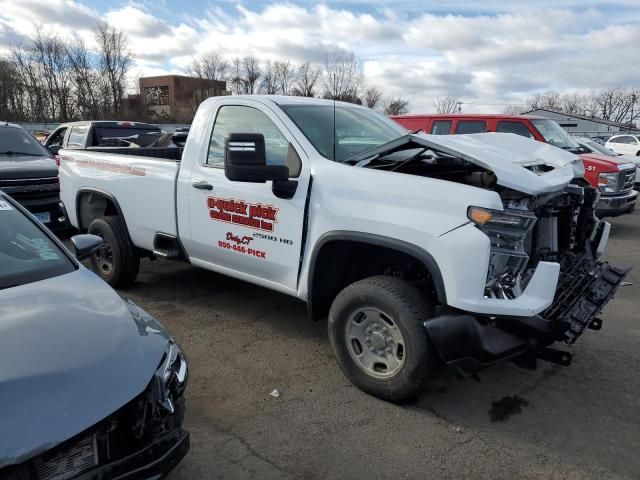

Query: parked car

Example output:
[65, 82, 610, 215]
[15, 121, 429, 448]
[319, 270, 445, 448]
[605, 134, 640, 157]
[391, 114, 637, 217]
[0, 122, 67, 229]
[575, 136, 640, 185]
[57, 96, 627, 402]
[0, 192, 189, 479]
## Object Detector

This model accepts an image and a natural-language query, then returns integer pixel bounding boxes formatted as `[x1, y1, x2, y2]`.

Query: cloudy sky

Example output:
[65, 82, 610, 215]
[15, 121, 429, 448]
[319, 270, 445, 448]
[0, 0, 638, 112]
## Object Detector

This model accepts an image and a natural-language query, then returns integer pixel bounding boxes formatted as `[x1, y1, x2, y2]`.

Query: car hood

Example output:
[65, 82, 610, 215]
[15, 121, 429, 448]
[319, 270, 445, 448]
[352, 133, 581, 195]
[0, 155, 57, 179]
[0, 267, 169, 467]
[416, 133, 581, 195]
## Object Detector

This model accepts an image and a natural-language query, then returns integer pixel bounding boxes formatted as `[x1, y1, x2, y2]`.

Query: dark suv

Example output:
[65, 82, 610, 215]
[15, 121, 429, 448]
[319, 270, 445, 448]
[0, 123, 67, 229]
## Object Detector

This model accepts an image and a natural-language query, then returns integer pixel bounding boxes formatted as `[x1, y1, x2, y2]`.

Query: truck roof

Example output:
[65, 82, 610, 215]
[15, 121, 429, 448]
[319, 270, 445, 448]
[390, 113, 547, 121]
[209, 95, 369, 109]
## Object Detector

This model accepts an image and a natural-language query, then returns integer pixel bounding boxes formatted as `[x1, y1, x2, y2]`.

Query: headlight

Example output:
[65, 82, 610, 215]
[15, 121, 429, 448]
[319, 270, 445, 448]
[468, 206, 537, 299]
[572, 159, 585, 178]
[597, 172, 618, 193]
[151, 341, 188, 413]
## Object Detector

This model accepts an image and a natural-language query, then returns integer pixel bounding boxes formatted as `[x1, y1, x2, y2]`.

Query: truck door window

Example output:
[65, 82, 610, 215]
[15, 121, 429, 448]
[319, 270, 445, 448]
[431, 120, 452, 135]
[455, 121, 487, 134]
[496, 121, 534, 138]
[207, 105, 298, 176]
[47, 128, 67, 147]
[67, 126, 88, 149]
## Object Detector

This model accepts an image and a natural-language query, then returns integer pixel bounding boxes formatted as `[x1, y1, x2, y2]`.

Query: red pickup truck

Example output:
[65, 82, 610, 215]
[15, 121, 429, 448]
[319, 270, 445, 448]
[391, 114, 637, 217]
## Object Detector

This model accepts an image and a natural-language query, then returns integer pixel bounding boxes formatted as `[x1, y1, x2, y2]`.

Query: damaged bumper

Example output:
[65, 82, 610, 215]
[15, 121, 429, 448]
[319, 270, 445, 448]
[75, 429, 189, 480]
[425, 260, 629, 371]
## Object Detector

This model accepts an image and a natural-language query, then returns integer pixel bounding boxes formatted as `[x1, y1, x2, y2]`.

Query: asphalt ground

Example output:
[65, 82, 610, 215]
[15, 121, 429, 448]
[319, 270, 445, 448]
[105, 211, 639, 480]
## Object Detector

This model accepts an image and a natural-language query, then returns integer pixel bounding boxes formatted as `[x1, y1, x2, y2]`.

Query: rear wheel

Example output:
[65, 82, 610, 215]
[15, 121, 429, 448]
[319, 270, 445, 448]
[328, 275, 436, 402]
[87, 216, 139, 288]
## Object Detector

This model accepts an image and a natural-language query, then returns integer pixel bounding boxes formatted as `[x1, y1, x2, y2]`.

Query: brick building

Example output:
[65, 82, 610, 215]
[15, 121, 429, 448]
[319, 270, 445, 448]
[123, 75, 229, 123]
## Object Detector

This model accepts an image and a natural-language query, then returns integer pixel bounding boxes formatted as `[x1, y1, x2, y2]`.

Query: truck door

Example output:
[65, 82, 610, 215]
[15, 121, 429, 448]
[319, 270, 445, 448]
[181, 101, 310, 294]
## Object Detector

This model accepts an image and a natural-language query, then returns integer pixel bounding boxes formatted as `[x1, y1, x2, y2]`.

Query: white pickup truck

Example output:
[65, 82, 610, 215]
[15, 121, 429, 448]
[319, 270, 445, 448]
[59, 96, 627, 401]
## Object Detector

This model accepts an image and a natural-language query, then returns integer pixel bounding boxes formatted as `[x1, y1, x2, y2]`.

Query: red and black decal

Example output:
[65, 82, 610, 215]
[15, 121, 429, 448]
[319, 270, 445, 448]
[207, 196, 278, 232]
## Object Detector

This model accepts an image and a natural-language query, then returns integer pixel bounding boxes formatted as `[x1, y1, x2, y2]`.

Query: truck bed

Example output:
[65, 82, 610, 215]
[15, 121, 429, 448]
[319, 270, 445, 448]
[58, 149, 180, 252]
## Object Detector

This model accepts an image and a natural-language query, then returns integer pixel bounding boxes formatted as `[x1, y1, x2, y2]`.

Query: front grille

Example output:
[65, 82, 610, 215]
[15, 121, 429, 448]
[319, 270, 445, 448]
[621, 168, 635, 191]
[32, 435, 98, 480]
[0, 177, 59, 200]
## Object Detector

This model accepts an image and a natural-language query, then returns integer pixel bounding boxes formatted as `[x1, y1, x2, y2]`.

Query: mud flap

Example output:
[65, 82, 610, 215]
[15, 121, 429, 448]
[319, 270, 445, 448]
[542, 260, 630, 344]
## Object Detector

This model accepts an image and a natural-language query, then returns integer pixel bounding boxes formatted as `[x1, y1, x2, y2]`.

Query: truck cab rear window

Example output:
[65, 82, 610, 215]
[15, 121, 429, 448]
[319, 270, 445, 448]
[455, 121, 487, 134]
[431, 120, 452, 135]
[496, 121, 534, 138]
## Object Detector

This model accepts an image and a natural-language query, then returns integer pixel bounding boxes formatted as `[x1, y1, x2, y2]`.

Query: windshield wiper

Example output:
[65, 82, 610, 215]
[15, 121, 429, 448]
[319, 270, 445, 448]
[0, 151, 42, 156]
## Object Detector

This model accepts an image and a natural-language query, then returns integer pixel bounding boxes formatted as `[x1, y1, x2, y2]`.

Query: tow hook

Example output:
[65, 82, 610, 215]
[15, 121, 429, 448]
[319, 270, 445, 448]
[588, 317, 603, 331]
[538, 347, 572, 366]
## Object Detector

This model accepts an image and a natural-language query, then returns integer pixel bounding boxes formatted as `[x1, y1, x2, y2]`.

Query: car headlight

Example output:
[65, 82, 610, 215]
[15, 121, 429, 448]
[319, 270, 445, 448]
[151, 341, 188, 413]
[572, 159, 585, 178]
[468, 206, 537, 299]
[597, 172, 619, 193]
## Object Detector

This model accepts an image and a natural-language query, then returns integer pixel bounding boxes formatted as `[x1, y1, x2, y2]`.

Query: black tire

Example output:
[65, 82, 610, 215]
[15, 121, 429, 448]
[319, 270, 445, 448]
[328, 275, 436, 402]
[87, 216, 139, 288]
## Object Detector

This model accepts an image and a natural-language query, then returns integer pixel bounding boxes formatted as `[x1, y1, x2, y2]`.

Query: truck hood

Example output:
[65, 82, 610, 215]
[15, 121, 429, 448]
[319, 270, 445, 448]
[0, 155, 58, 179]
[579, 152, 630, 172]
[416, 133, 582, 195]
[0, 267, 169, 467]
[351, 133, 581, 195]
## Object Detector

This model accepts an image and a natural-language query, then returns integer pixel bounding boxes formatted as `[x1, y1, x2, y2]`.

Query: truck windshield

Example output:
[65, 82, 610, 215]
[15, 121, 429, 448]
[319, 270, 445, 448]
[530, 119, 581, 151]
[280, 104, 408, 162]
[0, 198, 74, 289]
[0, 127, 51, 158]
[583, 140, 617, 156]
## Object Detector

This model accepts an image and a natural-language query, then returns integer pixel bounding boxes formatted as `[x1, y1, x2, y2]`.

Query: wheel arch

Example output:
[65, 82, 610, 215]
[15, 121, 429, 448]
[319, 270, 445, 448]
[306, 231, 447, 321]
[75, 188, 135, 249]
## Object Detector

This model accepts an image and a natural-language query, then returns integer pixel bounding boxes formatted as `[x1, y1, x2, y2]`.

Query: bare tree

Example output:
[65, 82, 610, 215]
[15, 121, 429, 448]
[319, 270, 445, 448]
[560, 92, 586, 115]
[189, 50, 229, 82]
[502, 104, 527, 115]
[362, 87, 383, 109]
[434, 95, 460, 114]
[94, 23, 133, 116]
[322, 51, 363, 103]
[274, 60, 295, 95]
[259, 61, 278, 95]
[526, 90, 562, 111]
[291, 62, 320, 97]
[66, 38, 101, 118]
[591, 88, 640, 123]
[384, 97, 409, 115]
[242, 55, 261, 94]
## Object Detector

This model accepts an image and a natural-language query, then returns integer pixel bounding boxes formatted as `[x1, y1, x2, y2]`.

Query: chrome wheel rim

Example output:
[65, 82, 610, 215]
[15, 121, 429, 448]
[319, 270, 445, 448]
[345, 307, 406, 379]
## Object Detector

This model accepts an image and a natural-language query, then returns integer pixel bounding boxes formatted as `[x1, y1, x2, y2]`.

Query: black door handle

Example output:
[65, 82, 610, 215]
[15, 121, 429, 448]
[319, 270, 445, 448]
[192, 180, 213, 190]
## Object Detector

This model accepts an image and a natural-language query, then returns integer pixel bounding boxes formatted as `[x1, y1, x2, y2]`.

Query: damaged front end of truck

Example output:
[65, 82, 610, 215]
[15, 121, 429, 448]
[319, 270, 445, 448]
[347, 133, 630, 372]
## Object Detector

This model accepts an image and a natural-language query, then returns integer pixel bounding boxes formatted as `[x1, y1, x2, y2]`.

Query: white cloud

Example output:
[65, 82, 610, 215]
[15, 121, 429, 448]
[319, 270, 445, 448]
[0, 1, 638, 113]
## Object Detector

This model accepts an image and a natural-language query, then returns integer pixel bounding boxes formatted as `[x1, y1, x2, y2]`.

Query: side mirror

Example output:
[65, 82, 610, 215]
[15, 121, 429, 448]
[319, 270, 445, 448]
[224, 133, 289, 183]
[48, 145, 61, 156]
[70, 234, 102, 260]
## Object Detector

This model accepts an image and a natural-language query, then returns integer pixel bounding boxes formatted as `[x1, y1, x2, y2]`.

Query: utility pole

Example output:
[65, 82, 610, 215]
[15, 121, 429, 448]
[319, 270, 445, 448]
[630, 93, 636, 131]
[457, 101, 462, 114]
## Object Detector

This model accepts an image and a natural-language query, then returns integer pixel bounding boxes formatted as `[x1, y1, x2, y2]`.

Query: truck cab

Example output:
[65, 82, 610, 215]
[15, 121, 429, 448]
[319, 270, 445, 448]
[391, 114, 638, 217]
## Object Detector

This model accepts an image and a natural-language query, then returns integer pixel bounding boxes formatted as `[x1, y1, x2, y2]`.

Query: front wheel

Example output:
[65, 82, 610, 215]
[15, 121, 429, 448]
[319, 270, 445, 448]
[87, 216, 139, 288]
[328, 275, 436, 402]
